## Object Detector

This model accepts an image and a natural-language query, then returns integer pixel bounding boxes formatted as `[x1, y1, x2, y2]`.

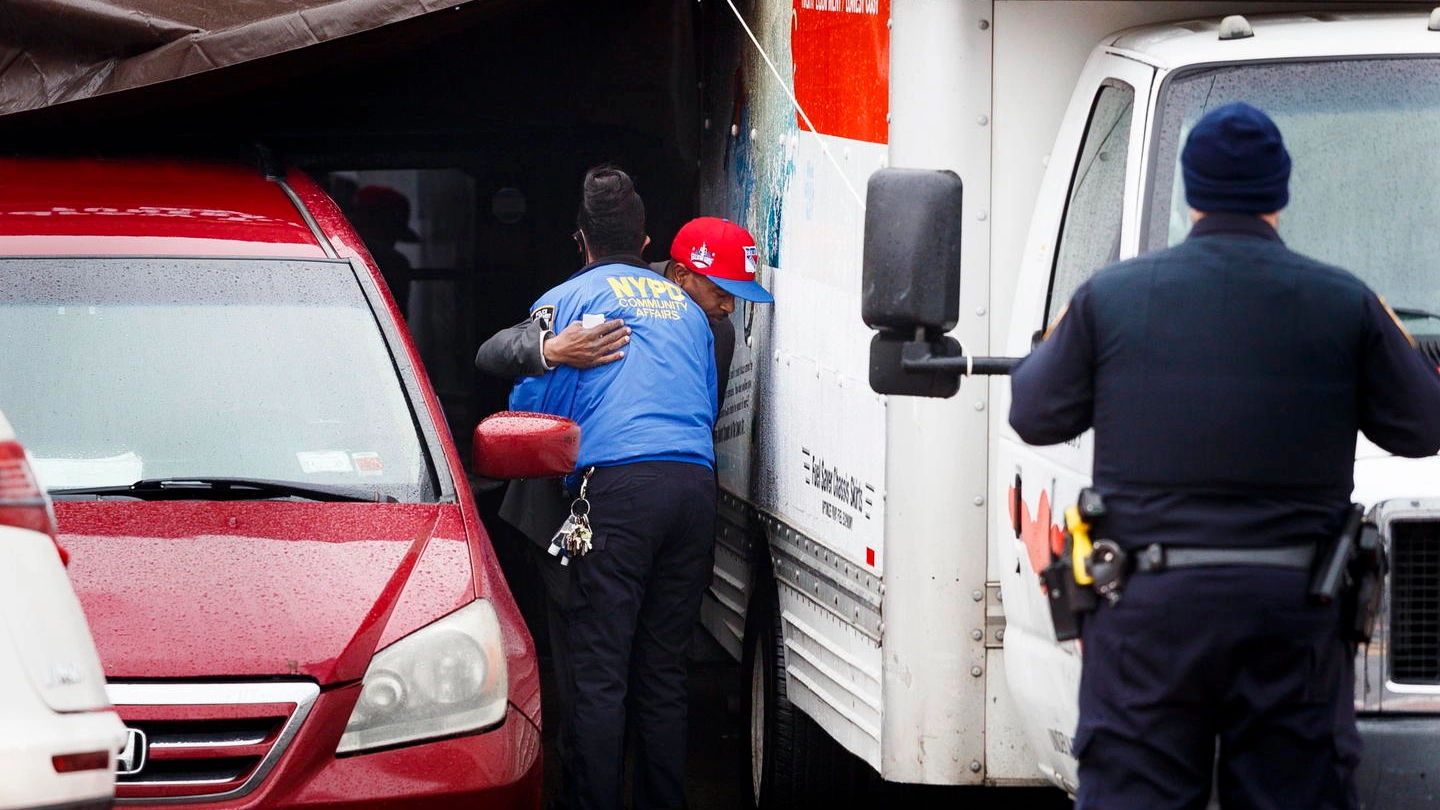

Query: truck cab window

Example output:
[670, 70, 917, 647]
[1146, 59, 1440, 350]
[1047, 82, 1134, 323]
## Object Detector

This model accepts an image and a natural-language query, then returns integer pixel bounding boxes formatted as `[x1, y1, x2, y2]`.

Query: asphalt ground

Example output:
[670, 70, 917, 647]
[482, 499, 1073, 810]
[533, 634, 1075, 810]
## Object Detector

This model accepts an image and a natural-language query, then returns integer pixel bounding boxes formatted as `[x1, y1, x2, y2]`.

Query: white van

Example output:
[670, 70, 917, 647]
[0, 411, 124, 810]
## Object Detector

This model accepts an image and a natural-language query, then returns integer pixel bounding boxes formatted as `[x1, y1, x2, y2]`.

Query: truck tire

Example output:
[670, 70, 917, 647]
[745, 583, 868, 809]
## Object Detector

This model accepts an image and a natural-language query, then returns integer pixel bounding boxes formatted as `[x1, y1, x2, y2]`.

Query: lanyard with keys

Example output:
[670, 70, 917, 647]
[547, 467, 595, 565]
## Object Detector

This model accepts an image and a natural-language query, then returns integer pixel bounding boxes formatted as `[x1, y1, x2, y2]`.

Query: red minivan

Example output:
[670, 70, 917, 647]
[0, 156, 567, 809]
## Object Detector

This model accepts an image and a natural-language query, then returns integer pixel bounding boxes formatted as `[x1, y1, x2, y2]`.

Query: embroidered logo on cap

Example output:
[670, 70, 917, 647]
[690, 243, 715, 269]
[743, 245, 759, 277]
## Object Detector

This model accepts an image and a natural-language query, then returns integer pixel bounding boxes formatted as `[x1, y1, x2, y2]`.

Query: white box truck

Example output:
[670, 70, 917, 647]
[695, 2, 1440, 805]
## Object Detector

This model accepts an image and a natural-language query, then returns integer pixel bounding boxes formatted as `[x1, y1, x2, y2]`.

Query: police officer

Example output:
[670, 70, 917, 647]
[503, 165, 719, 810]
[1008, 102, 1440, 809]
[475, 216, 772, 810]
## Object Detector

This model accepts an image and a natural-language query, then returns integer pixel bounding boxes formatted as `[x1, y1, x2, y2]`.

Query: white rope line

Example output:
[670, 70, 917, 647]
[723, 0, 867, 209]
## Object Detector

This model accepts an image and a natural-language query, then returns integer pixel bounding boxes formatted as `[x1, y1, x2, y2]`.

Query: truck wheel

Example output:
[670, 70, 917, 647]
[745, 586, 831, 810]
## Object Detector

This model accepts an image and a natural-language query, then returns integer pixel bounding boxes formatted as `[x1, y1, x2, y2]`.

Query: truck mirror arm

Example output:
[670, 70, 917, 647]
[899, 338, 1020, 376]
[867, 329, 1015, 397]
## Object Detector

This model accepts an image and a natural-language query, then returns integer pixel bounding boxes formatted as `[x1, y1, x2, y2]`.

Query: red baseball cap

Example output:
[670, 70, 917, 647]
[670, 217, 774, 303]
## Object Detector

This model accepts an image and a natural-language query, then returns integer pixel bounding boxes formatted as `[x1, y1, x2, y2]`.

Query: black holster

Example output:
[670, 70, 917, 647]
[1043, 488, 1114, 642]
[1345, 521, 1386, 644]
[1042, 554, 1084, 642]
[1309, 503, 1386, 644]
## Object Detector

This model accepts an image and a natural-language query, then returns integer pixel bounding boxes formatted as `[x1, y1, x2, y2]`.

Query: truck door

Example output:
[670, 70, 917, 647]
[992, 53, 1154, 791]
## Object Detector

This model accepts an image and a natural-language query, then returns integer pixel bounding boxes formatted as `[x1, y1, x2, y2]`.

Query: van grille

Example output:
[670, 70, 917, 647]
[1390, 520, 1440, 684]
[108, 682, 319, 804]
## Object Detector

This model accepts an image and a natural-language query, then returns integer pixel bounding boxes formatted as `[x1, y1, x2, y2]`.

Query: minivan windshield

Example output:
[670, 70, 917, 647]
[1146, 58, 1440, 334]
[0, 258, 437, 502]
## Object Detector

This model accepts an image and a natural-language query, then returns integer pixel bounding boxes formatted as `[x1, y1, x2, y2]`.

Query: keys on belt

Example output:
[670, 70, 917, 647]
[1134, 543, 1316, 573]
[547, 467, 595, 565]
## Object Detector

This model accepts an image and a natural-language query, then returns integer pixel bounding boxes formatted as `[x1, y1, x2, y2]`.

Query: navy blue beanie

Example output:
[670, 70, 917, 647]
[1182, 102, 1291, 214]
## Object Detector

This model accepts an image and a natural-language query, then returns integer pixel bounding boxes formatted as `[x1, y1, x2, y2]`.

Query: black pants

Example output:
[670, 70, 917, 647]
[527, 539, 579, 805]
[1075, 566, 1360, 810]
[558, 461, 717, 810]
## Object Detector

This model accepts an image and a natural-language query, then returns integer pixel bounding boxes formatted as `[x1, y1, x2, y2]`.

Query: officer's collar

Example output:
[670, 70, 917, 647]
[567, 254, 649, 281]
[1188, 212, 1283, 243]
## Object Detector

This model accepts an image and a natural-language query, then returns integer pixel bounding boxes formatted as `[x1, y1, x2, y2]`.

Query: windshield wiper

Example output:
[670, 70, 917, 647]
[1391, 306, 1440, 323]
[50, 477, 381, 502]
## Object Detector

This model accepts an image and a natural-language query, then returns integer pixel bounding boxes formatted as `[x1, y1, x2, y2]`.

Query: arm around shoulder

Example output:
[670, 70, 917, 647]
[475, 319, 551, 378]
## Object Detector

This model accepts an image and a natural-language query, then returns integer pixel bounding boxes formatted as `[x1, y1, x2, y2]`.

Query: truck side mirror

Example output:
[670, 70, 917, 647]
[472, 412, 580, 479]
[863, 168, 965, 397]
[862, 168, 1021, 396]
[862, 167, 963, 333]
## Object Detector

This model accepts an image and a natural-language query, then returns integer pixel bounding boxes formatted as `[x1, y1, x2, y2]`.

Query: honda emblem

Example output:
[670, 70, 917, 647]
[117, 727, 148, 776]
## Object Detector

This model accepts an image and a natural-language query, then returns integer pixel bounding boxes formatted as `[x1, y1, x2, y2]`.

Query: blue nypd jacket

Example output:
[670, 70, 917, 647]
[510, 255, 718, 470]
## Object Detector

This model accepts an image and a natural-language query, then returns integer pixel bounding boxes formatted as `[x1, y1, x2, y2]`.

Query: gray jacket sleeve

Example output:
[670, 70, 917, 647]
[475, 319, 551, 378]
[712, 316, 735, 410]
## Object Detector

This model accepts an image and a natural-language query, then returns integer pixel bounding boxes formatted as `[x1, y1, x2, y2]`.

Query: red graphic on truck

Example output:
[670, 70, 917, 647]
[791, 0, 890, 144]
[1008, 486, 1064, 577]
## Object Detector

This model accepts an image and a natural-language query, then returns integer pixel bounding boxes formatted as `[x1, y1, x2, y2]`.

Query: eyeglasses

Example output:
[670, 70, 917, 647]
[572, 230, 585, 253]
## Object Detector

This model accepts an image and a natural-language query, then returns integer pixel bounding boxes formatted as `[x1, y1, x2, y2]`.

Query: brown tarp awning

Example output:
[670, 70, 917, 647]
[0, 0, 487, 116]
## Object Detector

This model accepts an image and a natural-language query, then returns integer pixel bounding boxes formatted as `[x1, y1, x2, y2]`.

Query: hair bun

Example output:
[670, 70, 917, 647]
[577, 164, 646, 256]
[582, 166, 636, 215]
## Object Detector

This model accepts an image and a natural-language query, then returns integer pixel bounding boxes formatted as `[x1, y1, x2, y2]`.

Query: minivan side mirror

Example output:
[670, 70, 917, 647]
[472, 412, 580, 480]
[862, 167, 1018, 397]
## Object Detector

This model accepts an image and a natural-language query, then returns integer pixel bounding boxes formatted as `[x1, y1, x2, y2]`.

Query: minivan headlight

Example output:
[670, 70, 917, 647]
[337, 599, 509, 754]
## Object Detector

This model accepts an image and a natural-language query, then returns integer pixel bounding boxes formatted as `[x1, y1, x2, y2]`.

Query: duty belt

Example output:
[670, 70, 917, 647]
[1134, 543, 1315, 573]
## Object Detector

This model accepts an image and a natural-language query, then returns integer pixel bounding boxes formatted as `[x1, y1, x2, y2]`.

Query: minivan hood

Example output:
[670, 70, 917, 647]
[57, 500, 476, 684]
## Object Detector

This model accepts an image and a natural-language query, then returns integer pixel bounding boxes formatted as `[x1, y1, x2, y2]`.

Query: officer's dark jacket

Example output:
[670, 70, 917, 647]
[1009, 213, 1440, 549]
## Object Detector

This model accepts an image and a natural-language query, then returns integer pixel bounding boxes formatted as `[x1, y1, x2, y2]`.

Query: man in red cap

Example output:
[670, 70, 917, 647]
[662, 216, 773, 395]
[668, 216, 775, 316]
